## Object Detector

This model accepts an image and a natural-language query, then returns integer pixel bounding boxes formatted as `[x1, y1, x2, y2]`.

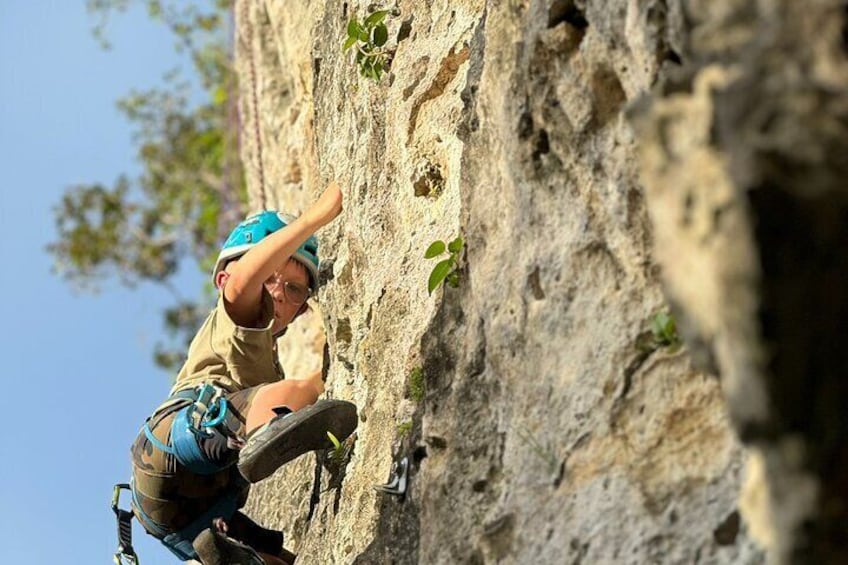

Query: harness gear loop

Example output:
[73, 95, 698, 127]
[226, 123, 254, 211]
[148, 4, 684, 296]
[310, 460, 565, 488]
[111, 483, 140, 565]
[142, 383, 240, 475]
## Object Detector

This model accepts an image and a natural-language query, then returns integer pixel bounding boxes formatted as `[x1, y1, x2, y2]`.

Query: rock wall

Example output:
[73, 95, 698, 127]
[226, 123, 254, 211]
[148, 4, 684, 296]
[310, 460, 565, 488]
[634, 1, 848, 563]
[229, 0, 848, 563]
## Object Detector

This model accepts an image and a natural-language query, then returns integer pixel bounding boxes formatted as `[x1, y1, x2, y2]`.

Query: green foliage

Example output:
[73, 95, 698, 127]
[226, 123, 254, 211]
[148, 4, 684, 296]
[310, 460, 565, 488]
[396, 420, 413, 438]
[651, 310, 682, 352]
[322, 430, 356, 490]
[343, 9, 391, 81]
[326, 431, 346, 464]
[51, 1, 246, 372]
[87, 0, 231, 53]
[153, 301, 208, 370]
[406, 366, 425, 402]
[327, 431, 341, 449]
[50, 177, 173, 286]
[49, 85, 240, 289]
[425, 236, 464, 295]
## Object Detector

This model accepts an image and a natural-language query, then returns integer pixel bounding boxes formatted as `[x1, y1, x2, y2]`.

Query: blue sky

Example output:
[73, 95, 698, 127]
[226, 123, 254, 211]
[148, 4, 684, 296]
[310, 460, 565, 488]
[0, 2, 209, 563]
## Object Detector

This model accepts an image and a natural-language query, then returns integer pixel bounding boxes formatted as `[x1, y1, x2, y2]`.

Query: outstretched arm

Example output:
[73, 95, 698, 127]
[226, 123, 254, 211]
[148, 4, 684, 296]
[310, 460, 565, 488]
[223, 182, 343, 327]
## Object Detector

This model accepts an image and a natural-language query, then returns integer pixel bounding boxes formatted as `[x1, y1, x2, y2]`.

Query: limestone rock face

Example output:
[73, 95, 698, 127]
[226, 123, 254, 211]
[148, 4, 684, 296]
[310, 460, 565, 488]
[233, 0, 772, 563]
[633, 1, 848, 563]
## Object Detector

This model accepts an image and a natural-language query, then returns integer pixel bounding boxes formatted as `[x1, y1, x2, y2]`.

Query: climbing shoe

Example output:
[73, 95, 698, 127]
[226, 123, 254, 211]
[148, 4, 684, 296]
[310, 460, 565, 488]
[278, 547, 297, 565]
[192, 527, 265, 565]
[238, 398, 358, 483]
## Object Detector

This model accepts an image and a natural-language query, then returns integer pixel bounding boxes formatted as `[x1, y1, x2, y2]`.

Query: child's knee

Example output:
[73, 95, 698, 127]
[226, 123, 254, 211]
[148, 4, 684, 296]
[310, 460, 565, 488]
[295, 378, 322, 400]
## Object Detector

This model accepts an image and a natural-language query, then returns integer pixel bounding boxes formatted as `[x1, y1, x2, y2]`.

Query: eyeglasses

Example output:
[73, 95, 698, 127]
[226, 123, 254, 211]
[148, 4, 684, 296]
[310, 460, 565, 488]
[264, 274, 313, 306]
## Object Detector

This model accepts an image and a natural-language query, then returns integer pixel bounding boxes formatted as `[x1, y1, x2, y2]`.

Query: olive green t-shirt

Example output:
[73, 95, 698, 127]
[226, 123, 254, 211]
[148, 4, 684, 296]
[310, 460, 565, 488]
[169, 290, 283, 395]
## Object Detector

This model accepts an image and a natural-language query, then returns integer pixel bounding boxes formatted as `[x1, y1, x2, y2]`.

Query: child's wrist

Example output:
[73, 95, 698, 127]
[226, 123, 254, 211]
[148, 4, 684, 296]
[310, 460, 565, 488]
[298, 208, 324, 229]
[303, 206, 335, 229]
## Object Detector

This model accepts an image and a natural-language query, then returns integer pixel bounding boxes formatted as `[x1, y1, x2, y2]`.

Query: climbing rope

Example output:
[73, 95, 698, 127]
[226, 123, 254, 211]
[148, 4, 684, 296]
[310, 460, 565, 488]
[239, 0, 267, 210]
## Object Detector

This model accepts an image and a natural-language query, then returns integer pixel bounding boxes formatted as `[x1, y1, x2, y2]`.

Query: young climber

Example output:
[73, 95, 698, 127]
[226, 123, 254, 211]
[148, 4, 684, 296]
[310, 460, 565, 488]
[129, 182, 357, 565]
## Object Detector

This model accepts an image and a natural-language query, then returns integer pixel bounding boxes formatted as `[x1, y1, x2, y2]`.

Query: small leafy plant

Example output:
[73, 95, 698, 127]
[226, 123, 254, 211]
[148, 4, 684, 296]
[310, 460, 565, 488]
[425, 236, 464, 295]
[326, 431, 345, 464]
[343, 9, 390, 81]
[397, 420, 413, 438]
[322, 430, 356, 492]
[651, 311, 682, 352]
[406, 366, 425, 402]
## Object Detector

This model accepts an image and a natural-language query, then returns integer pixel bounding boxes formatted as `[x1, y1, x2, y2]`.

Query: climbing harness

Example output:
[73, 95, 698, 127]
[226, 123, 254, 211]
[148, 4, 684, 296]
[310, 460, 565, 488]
[130, 475, 247, 562]
[114, 384, 247, 562]
[111, 484, 140, 565]
[143, 383, 240, 475]
[374, 456, 409, 496]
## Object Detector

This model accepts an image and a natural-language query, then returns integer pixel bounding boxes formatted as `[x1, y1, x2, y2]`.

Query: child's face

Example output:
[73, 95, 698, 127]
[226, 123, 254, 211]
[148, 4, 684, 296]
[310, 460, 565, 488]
[264, 259, 312, 336]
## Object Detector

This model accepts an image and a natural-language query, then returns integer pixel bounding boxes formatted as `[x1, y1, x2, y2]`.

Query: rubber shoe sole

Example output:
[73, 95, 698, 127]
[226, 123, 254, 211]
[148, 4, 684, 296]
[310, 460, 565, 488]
[192, 528, 265, 565]
[238, 399, 357, 483]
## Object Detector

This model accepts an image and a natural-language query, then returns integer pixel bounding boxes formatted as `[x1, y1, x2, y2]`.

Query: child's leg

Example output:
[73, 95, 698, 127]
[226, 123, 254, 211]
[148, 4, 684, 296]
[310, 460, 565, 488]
[258, 552, 291, 565]
[235, 373, 357, 483]
[245, 371, 325, 434]
[224, 512, 294, 564]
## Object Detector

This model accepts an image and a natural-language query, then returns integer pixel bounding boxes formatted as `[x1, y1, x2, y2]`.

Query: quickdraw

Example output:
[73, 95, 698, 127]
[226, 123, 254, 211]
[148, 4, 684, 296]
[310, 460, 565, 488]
[111, 484, 140, 565]
[374, 456, 409, 496]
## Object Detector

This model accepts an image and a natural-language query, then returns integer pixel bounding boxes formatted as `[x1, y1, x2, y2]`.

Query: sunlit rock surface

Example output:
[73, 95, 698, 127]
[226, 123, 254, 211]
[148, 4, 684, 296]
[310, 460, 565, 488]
[232, 0, 848, 563]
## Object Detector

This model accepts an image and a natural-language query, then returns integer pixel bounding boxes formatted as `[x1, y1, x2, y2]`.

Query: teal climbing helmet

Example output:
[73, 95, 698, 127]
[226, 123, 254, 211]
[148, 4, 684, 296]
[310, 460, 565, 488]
[212, 211, 319, 289]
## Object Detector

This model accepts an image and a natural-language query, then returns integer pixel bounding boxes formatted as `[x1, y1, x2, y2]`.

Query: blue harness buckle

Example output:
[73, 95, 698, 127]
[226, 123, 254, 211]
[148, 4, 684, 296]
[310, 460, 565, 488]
[185, 384, 231, 438]
[143, 384, 240, 475]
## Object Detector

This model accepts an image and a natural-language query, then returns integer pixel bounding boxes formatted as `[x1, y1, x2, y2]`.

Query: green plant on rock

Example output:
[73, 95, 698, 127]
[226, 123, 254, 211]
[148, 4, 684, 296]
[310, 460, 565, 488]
[406, 366, 425, 402]
[343, 9, 391, 81]
[651, 310, 682, 353]
[326, 431, 346, 464]
[397, 420, 413, 438]
[425, 236, 464, 295]
[322, 430, 356, 491]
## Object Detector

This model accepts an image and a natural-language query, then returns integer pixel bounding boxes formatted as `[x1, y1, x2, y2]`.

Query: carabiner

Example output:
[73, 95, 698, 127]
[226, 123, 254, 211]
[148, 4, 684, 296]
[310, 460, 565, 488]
[111, 484, 140, 565]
